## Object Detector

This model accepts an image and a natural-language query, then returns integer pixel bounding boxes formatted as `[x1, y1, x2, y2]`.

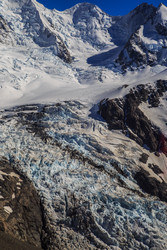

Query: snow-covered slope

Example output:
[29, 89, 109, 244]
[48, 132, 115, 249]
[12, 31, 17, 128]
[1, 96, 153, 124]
[109, 3, 156, 46]
[0, 0, 167, 109]
[1, 0, 71, 61]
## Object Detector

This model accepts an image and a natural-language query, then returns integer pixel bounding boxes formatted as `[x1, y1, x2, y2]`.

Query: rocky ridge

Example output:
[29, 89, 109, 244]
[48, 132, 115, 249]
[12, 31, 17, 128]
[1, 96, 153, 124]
[0, 16, 13, 45]
[0, 157, 43, 249]
[117, 4, 167, 70]
[99, 79, 167, 151]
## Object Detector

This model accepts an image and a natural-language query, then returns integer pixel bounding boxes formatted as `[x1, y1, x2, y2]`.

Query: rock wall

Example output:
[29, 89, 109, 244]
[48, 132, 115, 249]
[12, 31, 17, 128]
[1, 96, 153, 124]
[99, 80, 167, 151]
[0, 157, 43, 249]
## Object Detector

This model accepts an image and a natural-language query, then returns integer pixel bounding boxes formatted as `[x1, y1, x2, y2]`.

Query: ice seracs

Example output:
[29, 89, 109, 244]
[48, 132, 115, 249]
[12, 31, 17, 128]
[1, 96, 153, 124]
[1, 101, 167, 249]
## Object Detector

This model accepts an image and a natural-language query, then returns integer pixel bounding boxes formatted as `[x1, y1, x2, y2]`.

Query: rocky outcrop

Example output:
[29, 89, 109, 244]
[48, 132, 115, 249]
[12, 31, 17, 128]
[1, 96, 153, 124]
[0, 16, 13, 45]
[148, 163, 163, 175]
[116, 4, 167, 70]
[0, 157, 43, 249]
[134, 168, 167, 202]
[139, 153, 149, 164]
[0, 231, 42, 250]
[99, 80, 167, 151]
[56, 35, 72, 63]
[116, 29, 157, 69]
[109, 3, 156, 46]
[155, 23, 167, 36]
[33, 28, 72, 63]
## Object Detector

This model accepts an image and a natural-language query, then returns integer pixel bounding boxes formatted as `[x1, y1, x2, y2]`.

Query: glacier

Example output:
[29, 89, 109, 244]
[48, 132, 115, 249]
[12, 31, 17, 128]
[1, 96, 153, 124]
[0, 101, 167, 249]
[0, 0, 167, 249]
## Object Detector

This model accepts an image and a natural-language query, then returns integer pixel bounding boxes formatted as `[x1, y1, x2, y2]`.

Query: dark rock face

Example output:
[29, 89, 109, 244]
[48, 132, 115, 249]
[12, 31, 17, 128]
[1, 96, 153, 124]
[99, 99, 124, 130]
[0, 16, 10, 33]
[0, 16, 12, 45]
[124, 91, 159, 150]
[34, 28, 72, 63]
[134, 168, 167, 202]
[109, 3, 156, 46]
[0, 157, 43, 249]
[148, 163, 163, 175]
[139, 153, 149, 164]
[156, 79, 167, 95]
[116, 30, 157, 69]
[115, 4, 167, 70]
[156, 23, 167, 36]
[0, 231, 42, 250]
[56, 35, 72, 63]
[99, 81, 167, 151]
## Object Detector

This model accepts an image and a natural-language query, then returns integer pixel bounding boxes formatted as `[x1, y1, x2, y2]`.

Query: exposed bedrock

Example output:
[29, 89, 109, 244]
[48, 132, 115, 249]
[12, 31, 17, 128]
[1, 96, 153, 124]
[0, 157, 43, 249]
[99, 80, 167, 151]
[134, 168, 167, 203]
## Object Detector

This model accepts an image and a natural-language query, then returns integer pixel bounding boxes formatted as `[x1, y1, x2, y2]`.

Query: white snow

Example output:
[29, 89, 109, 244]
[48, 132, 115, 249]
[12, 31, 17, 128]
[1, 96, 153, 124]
[0, 0, 166, 114]
[4, 206, 13, 214]
[0, 172, 5, 180]
[12, 193, 15, 199]
[156, 3, 167, 25]
[0, 170, 7, 179]
[140, 95, 167, 137]
[3, 206, 13, 214]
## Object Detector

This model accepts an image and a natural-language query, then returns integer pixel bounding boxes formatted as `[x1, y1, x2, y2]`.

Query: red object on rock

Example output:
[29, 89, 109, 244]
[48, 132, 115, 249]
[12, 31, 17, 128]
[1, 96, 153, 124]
[159, 134, 167, 156]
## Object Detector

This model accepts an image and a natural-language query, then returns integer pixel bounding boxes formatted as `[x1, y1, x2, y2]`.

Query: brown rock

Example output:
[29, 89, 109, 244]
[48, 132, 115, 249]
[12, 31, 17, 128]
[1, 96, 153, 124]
[0, 157, 43, 249]
[99, 83, 161, 152]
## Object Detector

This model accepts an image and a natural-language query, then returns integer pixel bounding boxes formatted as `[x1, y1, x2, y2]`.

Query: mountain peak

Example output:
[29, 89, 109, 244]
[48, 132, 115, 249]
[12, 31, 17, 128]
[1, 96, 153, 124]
[158, 2, 166, 8]
[69, 2, 105, 14]
[65, 1, 109, 17]
[156, 2, 167, 24]
[130, 2, 156, 16]
[74, 2, 97, 8]
[157, 2, 167, 10]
